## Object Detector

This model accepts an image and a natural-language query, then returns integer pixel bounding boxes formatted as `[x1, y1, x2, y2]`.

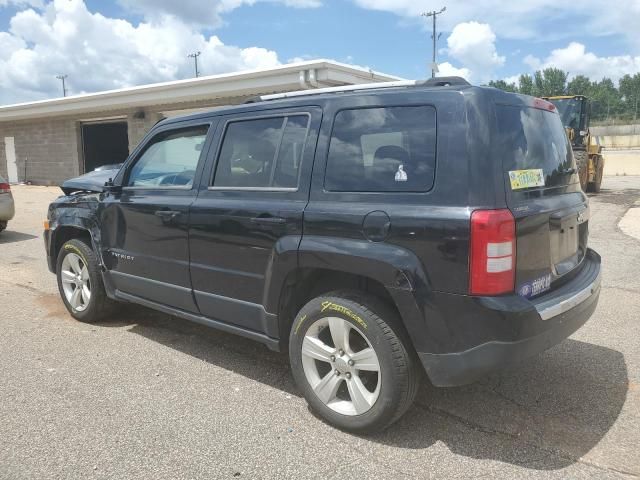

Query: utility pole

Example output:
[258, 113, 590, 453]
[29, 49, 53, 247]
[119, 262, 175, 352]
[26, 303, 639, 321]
[188, 51, 202, 78]
[55, 74, 68, 97]
[421, 7, 446, 78]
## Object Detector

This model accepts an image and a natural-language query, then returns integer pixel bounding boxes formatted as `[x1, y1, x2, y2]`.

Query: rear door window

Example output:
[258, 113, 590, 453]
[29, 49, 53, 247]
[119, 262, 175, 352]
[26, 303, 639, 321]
[325, 106, 437, 192]
[213, 115, 310, 189]
[497, 105, 575, 189]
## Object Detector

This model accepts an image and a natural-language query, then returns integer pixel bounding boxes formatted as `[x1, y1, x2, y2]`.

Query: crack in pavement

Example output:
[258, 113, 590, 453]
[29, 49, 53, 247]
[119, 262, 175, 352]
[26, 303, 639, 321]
[0, 279, 47, 295]
[602, 285, 640, 295]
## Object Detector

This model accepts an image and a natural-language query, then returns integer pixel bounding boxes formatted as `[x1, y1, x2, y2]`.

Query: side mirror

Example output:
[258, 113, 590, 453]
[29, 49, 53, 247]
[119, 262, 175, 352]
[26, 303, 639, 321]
[103, 178, 122, 194]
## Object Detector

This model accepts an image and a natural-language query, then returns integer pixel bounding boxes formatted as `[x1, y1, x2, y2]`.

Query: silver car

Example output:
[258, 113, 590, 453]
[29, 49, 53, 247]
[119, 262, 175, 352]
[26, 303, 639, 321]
[0, 174, 15, 233]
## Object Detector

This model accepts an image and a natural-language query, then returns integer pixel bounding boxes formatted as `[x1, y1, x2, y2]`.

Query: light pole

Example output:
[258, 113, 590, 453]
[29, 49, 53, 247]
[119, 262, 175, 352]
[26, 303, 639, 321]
[421, 7, 446, 78]
[188, 51, 202, 78]
[56, 74, 68, 97]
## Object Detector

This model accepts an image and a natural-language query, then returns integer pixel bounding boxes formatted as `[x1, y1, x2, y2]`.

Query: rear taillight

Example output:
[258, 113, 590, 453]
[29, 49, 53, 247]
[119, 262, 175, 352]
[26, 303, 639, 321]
[470, 209, 516, 296]
[0, 183, 10, 194]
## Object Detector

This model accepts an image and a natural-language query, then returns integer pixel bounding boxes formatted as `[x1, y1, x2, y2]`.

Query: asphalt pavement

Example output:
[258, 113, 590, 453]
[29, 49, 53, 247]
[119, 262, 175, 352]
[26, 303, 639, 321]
[1, 177, 639, 479]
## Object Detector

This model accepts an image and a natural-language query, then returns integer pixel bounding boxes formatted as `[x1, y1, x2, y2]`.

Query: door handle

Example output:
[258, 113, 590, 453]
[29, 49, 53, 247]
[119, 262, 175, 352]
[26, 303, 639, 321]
[250, 216, 286, 225]
[155, 210, 181, 219]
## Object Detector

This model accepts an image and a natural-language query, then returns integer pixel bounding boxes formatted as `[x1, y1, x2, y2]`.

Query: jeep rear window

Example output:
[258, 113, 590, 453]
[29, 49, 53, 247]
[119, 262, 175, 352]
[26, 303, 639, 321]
[325, 106, 436, 192]
[497, 105, 575, 189]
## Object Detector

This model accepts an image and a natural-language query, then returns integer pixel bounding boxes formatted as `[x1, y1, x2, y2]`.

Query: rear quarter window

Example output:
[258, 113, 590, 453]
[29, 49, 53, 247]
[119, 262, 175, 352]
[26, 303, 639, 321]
[325, 106, 436, 192]
[496, 105, 575, 189]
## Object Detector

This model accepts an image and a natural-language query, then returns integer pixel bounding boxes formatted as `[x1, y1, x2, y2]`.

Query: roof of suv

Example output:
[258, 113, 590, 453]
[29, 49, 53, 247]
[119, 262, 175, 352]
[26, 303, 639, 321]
[159, 76, 480, 126]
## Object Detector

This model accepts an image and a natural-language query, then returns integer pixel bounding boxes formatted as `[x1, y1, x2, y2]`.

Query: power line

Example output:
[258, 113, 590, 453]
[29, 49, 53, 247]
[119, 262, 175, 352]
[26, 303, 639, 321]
[55, 74, 68, 97]
[188, 51, 202, 78]
[421, 7, 446, 79]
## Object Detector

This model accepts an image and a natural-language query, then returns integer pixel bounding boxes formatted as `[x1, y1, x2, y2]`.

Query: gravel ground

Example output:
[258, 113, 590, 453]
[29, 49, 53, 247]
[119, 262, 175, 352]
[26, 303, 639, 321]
[0, 178, 639, 480]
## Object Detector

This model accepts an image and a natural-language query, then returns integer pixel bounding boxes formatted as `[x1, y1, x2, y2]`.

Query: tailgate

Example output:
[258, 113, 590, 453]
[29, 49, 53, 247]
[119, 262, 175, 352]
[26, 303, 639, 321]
[496, 102, 589, 298]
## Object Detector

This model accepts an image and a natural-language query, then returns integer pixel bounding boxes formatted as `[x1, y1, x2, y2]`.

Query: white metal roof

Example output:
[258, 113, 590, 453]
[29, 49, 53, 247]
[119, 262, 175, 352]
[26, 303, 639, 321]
[0, 60, 402, 122]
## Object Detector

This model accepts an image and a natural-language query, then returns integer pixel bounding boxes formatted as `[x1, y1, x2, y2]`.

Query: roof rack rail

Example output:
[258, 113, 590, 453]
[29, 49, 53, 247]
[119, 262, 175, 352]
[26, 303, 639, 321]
[248, 76, 470, 103]
[421, 76, 470, 87]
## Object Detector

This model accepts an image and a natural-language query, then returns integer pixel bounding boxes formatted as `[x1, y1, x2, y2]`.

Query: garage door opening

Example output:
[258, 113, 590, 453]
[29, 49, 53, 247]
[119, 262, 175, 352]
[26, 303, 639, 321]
[81, 121, 129, 173]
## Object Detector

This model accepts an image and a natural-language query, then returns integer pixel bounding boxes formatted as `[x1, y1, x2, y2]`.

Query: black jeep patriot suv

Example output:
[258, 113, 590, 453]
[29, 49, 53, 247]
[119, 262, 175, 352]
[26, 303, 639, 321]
[44, 77, 601, 433]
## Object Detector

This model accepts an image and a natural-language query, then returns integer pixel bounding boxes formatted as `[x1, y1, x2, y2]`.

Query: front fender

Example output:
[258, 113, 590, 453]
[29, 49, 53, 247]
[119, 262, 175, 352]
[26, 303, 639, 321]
[47, 194, 103, 269]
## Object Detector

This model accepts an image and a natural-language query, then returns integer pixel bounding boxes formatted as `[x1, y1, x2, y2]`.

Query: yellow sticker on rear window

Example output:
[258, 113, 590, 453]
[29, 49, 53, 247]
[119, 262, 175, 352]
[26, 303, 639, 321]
[508, 169, 545, 190]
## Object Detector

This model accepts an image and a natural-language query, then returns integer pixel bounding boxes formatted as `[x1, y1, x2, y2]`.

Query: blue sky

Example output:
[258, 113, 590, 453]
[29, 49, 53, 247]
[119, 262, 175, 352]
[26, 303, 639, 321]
[1, 0, 638, 104]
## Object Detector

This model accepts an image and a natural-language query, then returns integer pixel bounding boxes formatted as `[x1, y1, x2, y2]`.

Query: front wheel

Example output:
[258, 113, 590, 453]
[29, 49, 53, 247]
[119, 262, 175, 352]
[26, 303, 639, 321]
[56, 239, 114, 322]
[587, 156, 604, 193]
[575, 151, 589, 192]
[289, 291, 421, 433]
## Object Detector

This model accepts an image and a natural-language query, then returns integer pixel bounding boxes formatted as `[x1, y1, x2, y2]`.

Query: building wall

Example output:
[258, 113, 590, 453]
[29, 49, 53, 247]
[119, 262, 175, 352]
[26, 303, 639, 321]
[127, 110, 164, 153]
[0, 99, 228, 185]
[0, 117, 80, 185]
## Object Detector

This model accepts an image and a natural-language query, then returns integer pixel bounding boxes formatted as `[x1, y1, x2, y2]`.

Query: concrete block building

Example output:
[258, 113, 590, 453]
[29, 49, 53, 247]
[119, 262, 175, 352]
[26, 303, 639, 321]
[0, 60, 399, 185]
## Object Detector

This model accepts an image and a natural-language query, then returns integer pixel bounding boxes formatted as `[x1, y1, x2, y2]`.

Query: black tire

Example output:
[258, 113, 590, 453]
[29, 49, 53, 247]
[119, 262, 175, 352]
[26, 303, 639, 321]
[56, 238, 115, 322]
[289, 291, 421, 433]
[587, 156, 604, 193]
[0, 221, 6, 233]
[575, 151, 589, 192]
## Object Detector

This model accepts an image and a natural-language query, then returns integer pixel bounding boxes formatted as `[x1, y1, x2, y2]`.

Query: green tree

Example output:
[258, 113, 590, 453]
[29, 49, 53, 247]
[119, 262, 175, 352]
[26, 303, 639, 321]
[538, 68, 568, 96]
[589, 78, 621, 121]
[567, 75, 592, 96]
[619, 73, 640, 121]
[533, 70, 545, 97]
[518, 74, 534, 96]
[488, 79, 517, 93]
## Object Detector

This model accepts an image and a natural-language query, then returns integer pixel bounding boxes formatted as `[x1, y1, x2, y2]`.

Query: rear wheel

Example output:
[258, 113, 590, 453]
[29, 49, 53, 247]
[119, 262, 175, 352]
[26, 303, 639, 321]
[56, 239, 115, 322]
[289, 291, 421, 433]
[0, 221, 6, 233]
[575, 151, 589, 192]
[587, 155, 604, 193]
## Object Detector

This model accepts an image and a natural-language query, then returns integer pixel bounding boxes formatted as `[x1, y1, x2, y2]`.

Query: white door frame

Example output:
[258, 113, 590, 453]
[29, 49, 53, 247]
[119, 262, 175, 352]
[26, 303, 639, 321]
[4, 137, 18, 183]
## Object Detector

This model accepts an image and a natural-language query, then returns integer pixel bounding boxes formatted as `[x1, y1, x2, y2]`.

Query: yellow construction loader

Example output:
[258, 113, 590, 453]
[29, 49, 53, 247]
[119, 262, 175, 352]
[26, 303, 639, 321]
[544, 95, 604, 193]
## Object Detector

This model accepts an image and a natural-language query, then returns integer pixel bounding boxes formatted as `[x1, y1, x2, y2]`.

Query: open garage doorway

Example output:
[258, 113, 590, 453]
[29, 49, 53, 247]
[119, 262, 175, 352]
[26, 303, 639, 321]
[81, 120, 129, 173]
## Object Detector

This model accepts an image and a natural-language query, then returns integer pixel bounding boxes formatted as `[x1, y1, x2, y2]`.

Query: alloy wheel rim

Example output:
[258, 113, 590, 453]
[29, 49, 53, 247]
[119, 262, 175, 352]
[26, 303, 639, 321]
[301, 316, 381, 416]
[60, 252, 91, 312]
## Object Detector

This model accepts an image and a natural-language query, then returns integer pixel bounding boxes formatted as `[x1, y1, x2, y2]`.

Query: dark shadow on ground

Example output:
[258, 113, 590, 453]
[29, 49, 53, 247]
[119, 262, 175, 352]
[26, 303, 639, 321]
[0, 231, 38, 245]
[378, 340, 629, 471]
[101, 306, 628, 472]
[588, 187, 640, 205]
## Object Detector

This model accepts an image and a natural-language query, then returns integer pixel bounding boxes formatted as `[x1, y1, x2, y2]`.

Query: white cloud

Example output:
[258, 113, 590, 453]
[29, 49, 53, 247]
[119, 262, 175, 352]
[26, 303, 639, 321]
[118, 0, 321, 27]
[0, 0, 43, 7]
[0, 0, 284, 104]
[350, 0, 640, 48]
[503, 75, 520, 85]
[444, 22, 504, 83]
[524, 42, 640, 82]
[523, 54, 541, 71]
[431, 22, 503, 83]
[437, 62, 470, 79]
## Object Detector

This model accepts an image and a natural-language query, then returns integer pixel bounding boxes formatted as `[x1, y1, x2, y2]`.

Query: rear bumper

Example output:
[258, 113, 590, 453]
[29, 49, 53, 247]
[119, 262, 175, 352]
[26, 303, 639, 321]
[0, 198, 15, 221]
[419, 249, 601, 387]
